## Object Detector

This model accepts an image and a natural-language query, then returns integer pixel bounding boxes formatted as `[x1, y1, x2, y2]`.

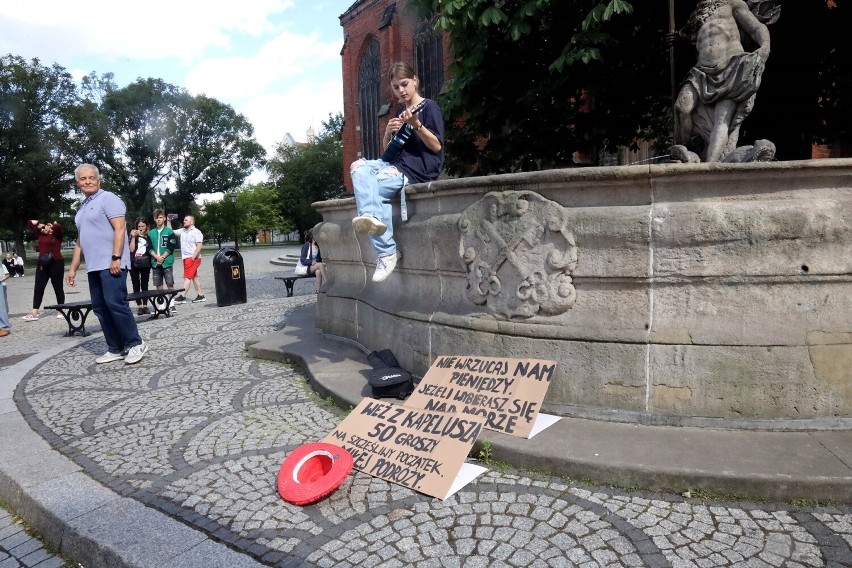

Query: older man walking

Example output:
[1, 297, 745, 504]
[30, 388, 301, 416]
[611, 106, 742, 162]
[65, 163, 148, 364]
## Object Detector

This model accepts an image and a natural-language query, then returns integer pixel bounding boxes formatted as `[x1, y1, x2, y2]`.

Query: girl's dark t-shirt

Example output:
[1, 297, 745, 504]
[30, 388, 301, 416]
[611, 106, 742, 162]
[391, 98, 445, 184]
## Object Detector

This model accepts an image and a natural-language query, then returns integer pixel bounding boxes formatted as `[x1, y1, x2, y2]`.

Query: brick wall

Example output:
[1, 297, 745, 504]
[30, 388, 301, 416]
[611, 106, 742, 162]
[812, 143, 852, 159]
[339, 0, 451, 192]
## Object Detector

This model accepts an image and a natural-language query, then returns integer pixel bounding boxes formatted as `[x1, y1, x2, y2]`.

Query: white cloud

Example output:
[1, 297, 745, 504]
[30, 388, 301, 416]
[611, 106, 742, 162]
[0, 0, 294, 63]
[184, 29, 340, 100]
[0, 0, 348, 180]
[180, 26, 343, 154]
[242, 77, 343, 152]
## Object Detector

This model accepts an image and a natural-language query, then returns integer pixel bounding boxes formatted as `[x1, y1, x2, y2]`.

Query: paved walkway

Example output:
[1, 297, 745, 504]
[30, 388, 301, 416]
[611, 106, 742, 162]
[1, 246, 851, 567]
[0, 508, 67, 568]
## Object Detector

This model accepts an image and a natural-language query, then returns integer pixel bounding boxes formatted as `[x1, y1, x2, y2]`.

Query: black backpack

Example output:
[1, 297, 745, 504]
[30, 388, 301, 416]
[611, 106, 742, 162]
[366, 349, 414, 400]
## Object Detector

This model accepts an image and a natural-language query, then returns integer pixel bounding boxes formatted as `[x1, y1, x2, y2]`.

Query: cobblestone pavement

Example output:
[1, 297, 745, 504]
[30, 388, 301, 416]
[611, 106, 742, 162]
[0, 508, 69, 568]
[4, 247, 852, 567]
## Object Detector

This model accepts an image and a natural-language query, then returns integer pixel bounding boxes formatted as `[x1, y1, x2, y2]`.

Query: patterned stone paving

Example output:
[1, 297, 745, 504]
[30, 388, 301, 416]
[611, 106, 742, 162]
[5, 252, 852, 567]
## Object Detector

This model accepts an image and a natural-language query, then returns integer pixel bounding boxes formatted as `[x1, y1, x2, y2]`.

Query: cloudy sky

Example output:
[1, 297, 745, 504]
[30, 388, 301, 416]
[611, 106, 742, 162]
[0, 0, 352, 156]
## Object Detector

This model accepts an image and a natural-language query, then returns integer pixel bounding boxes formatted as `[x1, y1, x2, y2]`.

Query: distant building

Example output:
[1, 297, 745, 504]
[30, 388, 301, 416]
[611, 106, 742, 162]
[278, 131, 315, 151]
[278, 133, 299, 148]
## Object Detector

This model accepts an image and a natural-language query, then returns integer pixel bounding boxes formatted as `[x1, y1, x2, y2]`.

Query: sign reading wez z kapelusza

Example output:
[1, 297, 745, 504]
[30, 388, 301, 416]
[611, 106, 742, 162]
[324, 398, 485, 500]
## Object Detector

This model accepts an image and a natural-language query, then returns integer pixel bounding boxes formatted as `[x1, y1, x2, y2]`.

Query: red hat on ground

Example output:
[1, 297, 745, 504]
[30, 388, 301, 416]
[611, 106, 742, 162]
[277, 442, 354, 506]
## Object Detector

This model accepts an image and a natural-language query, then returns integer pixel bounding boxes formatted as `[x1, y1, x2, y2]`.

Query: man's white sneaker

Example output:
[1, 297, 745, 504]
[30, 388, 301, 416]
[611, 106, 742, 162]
[124, 341, 148, 365]
[352, 215, 387, 236]
[372, 252, 400, 283]
[95, 351, 124, 364]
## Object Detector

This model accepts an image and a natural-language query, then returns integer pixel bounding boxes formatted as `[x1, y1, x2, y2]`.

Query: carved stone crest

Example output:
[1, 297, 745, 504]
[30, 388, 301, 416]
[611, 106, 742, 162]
[458, 191, 578, 319]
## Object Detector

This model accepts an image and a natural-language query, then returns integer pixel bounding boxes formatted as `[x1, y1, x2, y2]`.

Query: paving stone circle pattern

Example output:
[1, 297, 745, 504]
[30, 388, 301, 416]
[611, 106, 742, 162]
[7, 265, 852, 567]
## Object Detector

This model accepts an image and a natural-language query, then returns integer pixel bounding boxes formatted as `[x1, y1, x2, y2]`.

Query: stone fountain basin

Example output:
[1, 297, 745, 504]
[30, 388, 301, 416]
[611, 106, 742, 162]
[313, 159, 852, 428]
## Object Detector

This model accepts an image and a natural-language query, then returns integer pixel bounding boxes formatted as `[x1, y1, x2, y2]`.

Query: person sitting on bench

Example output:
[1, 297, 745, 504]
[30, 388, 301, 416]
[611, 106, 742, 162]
[299, 230, 325, 293]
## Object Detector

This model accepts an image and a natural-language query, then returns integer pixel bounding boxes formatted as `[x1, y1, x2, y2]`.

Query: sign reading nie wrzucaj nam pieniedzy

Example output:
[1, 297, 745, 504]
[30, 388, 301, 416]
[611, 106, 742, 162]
[324, 398, 487, 500]
[405, 355, 559, 439]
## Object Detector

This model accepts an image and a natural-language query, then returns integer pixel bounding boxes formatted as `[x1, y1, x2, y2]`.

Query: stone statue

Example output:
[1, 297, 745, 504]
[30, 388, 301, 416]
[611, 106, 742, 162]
[670, 0, 780, 163]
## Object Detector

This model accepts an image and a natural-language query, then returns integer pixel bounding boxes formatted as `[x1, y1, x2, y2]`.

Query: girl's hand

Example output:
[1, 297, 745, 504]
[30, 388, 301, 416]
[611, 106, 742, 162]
[399, 108, 417, 126]
[386, 117, 403, 134]
[131, 229, 139, 237]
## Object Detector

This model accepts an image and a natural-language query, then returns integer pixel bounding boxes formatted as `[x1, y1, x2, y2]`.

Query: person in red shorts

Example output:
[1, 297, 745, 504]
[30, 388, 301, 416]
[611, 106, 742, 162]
[172, 215, 206, 304]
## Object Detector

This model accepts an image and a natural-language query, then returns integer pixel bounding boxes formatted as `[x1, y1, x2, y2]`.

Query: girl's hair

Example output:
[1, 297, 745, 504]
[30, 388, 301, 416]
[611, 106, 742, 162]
[305, 229, 314, 242]
[387, 62, 417, 84]
[135, 217, 148, 227]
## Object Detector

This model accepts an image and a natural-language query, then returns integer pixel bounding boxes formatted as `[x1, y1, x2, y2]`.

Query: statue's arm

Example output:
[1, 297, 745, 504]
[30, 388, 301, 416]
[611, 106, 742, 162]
[732, 0, 770, 61]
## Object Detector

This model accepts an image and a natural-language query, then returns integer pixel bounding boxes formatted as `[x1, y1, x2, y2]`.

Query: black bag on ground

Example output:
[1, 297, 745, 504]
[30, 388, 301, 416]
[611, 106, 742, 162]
[366, 349, 414, 399]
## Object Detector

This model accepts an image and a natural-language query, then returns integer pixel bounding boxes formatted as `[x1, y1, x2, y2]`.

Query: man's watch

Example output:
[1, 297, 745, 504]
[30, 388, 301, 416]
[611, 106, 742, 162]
[111, 255, 121, 261]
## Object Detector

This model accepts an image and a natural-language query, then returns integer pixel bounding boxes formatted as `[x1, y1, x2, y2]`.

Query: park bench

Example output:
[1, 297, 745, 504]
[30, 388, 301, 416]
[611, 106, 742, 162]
[46, 288, 180, 337]
[275, 274, 316, 297]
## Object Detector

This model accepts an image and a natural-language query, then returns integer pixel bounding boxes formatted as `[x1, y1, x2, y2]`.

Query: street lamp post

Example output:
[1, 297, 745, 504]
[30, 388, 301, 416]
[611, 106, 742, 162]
[226, 193, 239, 251]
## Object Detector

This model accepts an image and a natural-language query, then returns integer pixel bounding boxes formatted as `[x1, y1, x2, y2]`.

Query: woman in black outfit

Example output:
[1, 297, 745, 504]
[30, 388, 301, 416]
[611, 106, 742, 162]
[299, 230, 326, 292]
[129, 218, 153, 315]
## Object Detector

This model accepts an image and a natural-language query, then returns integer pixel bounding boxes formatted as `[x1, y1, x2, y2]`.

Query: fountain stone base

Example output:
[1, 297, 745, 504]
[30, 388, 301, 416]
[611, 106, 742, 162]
[313, 159, 852, 429]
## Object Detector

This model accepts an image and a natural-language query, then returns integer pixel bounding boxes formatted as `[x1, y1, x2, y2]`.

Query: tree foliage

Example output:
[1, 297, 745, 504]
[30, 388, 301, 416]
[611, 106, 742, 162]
[0, 54, 269, 255]
[268, 113, 344, 241]
[199, 183, 290, 247]
[196, 199, 231, 248]
[0, 55, 79, 257]
[77, 78, 267, 220]
[237, 183, 290, 244]
[170, 95, 266, 217]
[410, 0, 851, 174]
[97, 78, 182, 218]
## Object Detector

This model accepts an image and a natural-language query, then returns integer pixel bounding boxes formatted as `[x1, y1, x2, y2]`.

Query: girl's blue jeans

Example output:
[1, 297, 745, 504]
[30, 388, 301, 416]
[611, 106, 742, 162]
[350, 159, 408, 257]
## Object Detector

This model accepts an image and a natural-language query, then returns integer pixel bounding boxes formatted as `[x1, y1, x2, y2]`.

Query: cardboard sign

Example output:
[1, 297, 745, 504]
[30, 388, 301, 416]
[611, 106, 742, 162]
[405, 355, 558, 439]
[324, 398, 486, 500]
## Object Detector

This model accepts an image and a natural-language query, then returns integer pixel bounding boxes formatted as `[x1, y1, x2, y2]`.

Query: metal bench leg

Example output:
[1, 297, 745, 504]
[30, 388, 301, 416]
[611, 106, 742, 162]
[61, 307, 91, 337]
[285, 279, 295, 297]
[148, 293, 175, 318]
